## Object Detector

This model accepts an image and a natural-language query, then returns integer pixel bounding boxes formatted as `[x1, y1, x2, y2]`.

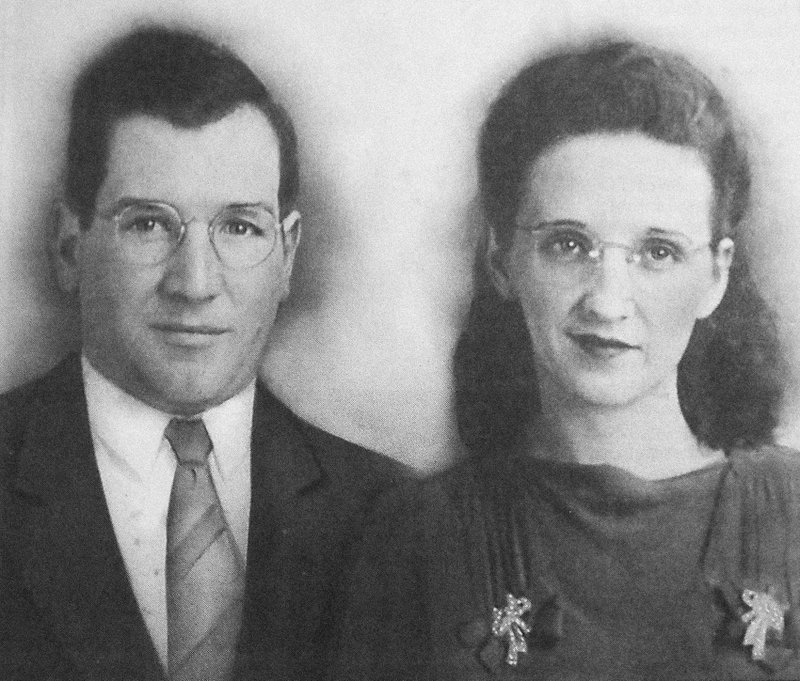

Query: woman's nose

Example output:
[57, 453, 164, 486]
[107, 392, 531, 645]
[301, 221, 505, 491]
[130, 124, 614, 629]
[578, 248, 635, 320]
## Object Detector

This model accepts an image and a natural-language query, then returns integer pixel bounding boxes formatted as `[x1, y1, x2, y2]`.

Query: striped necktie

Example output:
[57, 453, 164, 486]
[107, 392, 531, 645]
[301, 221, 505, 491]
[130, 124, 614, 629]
[165, 418, 245, 681]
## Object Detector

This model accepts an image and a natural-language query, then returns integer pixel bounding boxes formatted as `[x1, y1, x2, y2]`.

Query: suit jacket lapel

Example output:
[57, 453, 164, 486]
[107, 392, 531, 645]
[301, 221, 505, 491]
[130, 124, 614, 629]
[236, 386, 323, 676]
[12, 359, 164, 680]
[242, 384, 323, 600]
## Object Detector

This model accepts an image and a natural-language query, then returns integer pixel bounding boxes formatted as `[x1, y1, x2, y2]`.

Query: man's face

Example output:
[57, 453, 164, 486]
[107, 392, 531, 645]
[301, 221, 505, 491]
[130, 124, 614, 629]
[66, 105, 299, 414]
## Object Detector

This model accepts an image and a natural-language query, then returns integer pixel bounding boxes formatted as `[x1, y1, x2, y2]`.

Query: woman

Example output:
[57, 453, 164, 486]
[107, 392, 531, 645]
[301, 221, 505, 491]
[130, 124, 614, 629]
[331, 39, 797, 680]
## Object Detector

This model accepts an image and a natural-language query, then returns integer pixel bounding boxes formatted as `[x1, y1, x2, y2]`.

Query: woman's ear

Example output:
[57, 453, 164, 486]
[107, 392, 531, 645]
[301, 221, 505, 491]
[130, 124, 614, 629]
[52, 200, 82, 296]
[484, 227, 514, 300]
[697, 237, 735, 319]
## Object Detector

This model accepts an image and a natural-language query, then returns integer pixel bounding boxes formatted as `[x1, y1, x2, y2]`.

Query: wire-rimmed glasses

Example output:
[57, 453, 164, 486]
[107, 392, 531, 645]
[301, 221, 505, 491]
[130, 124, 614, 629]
[93, 200, 287, 269]
[516, 220, 713, 280]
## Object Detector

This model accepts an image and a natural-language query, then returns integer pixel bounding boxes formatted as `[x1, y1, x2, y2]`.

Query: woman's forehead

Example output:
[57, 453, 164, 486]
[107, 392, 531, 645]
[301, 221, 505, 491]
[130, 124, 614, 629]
[516, 133, 714, 240]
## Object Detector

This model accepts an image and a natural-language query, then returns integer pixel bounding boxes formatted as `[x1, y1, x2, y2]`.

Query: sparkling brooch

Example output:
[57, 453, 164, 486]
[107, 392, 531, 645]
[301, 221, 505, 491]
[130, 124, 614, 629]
[741, 588, 787, 661]
[491, 593, 532, 666]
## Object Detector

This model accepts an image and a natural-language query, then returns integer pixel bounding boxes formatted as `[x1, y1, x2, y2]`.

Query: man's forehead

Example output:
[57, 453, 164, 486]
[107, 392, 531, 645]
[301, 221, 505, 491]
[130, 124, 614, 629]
[98, 106, 281, 211]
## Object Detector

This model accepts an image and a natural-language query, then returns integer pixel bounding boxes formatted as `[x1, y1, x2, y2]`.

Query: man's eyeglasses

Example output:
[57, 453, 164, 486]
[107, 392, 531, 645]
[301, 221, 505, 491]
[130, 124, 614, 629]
[93, 201, 288, 269]
[516, 221, 713, 279]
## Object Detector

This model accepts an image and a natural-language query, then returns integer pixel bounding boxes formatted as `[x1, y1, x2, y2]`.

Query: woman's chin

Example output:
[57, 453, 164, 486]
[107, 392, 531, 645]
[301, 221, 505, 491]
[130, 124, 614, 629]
[553, 371, 669, 409]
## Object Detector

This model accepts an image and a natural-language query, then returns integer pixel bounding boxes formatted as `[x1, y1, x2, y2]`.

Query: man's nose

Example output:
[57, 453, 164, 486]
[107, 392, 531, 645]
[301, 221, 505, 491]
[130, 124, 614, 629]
[579, 248, 635, 321]
[159, 222, 222, 301]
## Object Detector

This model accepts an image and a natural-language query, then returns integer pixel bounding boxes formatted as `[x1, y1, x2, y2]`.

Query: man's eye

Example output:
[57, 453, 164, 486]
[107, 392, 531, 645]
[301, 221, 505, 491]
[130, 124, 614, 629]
[219, 219, 264, 238]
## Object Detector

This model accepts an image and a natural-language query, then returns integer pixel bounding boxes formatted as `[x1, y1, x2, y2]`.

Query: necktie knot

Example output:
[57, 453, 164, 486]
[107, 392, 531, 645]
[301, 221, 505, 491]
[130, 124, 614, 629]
[165, 418, 212, 466]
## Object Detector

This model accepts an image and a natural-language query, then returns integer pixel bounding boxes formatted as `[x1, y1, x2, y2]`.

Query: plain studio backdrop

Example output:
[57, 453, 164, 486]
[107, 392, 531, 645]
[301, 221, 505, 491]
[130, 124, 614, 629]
[2, 0, 800, 472]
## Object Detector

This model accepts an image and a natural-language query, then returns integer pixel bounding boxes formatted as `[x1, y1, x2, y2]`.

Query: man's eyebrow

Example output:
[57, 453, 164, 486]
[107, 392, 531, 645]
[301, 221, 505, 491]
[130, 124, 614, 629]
[224, 202, 278, 215]
[525, 219, 588, 231]
[106, 198, 277, 214]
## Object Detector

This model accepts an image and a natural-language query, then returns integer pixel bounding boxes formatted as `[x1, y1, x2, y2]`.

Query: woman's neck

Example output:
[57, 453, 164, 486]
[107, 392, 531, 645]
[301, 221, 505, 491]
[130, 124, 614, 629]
[527, 382, 724, 480]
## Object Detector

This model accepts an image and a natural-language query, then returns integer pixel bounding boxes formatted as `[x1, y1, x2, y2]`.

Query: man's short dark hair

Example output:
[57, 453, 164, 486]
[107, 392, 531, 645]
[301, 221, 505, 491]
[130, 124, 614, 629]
[65, 25, 299, 220]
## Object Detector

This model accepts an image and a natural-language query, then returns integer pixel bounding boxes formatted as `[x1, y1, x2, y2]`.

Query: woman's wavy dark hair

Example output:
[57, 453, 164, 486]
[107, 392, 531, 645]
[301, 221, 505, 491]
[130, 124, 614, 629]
[455, 38, 784, 454]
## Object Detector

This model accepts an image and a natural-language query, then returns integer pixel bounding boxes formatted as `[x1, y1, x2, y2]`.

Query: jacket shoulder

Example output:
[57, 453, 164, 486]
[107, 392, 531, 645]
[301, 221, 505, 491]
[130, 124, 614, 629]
[297, 416, 409, 478]
[270, 393, 411, 486]
[0, 357, 84, 481]
[0, 356, 83, 414]
[0, 358, 82, 476]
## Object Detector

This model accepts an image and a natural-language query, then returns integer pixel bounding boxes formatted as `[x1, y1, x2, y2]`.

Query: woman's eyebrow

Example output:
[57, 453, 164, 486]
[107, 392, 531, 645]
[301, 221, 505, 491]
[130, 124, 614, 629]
[535, 223, 695, 239]
[109, 196, 163, 210]
[643, 227, 695, 242]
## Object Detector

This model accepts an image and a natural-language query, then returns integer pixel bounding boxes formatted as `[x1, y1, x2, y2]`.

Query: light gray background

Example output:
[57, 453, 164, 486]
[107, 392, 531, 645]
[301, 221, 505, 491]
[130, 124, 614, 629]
[3, 0, 800, 471]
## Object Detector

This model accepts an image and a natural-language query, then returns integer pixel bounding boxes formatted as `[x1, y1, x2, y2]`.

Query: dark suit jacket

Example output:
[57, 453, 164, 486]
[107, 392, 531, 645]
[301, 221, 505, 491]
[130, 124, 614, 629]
[1, 355, 408, 681]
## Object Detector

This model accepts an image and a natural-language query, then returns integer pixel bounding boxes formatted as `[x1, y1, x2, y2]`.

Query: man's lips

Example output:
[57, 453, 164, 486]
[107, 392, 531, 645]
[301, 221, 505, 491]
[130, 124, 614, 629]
[567, 332, 639, 352]
[151, 322, 231, 335]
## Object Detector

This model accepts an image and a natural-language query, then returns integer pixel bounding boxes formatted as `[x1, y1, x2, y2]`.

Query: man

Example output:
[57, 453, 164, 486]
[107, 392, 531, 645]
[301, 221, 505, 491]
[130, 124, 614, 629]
[1, 26, 406, 681]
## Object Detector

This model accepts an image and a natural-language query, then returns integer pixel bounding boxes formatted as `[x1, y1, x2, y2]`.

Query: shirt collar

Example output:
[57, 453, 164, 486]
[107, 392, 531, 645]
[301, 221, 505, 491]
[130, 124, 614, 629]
[203, 380, 255, 483]
[81, 355, 255, 483]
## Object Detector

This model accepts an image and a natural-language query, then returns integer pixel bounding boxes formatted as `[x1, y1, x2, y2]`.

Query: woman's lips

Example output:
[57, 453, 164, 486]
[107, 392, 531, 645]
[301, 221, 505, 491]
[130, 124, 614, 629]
[568, 332, 639, 357]
[153, 323, 229, 334]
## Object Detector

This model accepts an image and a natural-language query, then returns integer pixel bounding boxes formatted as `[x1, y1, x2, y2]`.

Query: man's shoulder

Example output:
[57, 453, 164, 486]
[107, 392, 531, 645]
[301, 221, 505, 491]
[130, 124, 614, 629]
[295, 415, 409, 479]
[1, 355, 82, 408]
[0, 356, 84, 467]
[255, 386, 411, 492]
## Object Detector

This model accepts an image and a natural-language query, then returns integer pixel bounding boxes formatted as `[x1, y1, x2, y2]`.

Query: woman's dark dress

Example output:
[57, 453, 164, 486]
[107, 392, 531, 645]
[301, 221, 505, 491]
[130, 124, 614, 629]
[331, 445, 800, 680]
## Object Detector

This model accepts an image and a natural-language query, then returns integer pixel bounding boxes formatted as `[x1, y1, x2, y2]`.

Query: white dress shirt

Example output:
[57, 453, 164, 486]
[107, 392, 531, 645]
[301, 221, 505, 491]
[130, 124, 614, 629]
[82, 356, 253, 668]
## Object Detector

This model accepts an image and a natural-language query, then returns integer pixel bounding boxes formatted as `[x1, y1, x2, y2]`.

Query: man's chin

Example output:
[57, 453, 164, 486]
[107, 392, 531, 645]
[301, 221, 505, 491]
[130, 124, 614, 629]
[132, 363, 241, 415]
[89, 342, 255, 413]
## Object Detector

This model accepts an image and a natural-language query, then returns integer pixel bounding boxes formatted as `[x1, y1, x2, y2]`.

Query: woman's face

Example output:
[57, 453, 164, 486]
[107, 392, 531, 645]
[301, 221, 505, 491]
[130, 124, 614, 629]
[491, 132, 734, 408]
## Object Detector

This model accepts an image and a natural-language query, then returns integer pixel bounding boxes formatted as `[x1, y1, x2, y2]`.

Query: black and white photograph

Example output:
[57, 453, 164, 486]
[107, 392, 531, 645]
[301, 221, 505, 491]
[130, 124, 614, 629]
[3, 1, 800, 679]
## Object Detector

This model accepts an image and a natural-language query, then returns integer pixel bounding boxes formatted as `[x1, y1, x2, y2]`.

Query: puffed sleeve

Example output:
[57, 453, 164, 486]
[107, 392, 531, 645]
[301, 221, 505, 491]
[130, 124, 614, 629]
[704, 444, 800, 671]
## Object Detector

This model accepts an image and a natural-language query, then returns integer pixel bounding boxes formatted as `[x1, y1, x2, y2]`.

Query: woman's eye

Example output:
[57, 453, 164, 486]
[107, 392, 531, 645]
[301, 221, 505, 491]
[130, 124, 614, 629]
[643, 240, 681, 264]
[543, 232, 590, 257]
[125, 216, 170, 233]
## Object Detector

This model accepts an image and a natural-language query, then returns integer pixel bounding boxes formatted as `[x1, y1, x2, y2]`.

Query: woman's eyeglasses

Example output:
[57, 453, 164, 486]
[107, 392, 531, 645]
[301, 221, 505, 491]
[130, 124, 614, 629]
[517, 220, 712, 278]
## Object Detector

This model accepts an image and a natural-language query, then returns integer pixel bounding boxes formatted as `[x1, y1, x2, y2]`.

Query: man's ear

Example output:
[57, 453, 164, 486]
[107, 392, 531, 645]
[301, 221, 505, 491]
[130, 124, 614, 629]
[484, 227, 514, 300]
[52, 201, 82, 296]
[697, 237, 735, 319]
[278, 209, 301, 300]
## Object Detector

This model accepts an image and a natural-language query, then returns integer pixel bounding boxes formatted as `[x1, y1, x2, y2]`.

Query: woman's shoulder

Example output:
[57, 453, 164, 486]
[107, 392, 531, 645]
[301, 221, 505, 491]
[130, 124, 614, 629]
[705, 442, 800, 636]
[370, 456, 485, 520]
[358, 456, 499, 556]
[712, 443, 800, 542]
[725, 442, 800, 482]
